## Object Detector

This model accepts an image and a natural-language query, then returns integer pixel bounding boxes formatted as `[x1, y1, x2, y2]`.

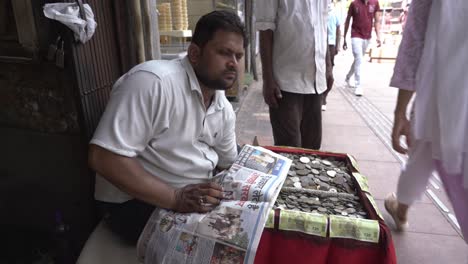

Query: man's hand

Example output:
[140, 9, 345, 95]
[263, 77, 282, 108]
[343, 40, 348, 51]
[172, 182, 225, 213]
[391, 112, 412, 154]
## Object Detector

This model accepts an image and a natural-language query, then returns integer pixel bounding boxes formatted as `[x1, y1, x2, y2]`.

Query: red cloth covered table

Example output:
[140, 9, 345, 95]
[253, 146, 397, 264]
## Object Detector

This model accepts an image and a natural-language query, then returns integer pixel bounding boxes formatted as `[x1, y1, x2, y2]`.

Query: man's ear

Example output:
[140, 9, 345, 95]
[188, 43, 201, 65]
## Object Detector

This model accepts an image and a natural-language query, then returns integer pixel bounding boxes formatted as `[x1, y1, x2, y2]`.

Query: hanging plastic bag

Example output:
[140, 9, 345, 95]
[43, 2, 97, 43]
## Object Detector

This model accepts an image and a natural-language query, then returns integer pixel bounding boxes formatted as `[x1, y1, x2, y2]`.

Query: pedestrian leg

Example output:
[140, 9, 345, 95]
[269, 91, 303, 147]
[385, 140, 434, 231]
[300, 93, 322, 149]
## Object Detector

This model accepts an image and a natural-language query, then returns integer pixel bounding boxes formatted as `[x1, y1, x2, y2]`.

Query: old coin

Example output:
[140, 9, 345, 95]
[300, 157, 311, 164]
[311, 169, 320, 175]
[290, 176, 300, 182]
[341, 211, 349, 216]
[318, 207, 327, 213]
[295, 163, 306, 170]
[319, 175, 330, 182]
[296, 169, 309, 176]
[327, 170, 337, 177]
[322, 160, 332, 166]
[333, 176, 345, 185]
[293, 182, 302, 189]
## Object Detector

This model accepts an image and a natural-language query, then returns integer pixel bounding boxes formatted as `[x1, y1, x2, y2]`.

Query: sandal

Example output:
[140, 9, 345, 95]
[384, 193, 409, 231]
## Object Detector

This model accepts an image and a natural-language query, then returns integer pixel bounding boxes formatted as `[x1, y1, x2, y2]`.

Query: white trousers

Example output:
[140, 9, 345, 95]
[396, 140, 434, 205]
[346, 38, 370, 87]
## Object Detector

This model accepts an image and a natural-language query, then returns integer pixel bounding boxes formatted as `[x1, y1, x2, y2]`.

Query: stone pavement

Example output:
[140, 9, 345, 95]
[235, 51, 467, 263]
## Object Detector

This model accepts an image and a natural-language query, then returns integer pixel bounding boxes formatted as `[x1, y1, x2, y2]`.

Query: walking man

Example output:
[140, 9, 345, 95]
[343, 0, 382, 96]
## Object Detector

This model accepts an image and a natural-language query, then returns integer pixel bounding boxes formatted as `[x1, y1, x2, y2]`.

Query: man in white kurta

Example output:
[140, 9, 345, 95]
[256, 0, 328, 149]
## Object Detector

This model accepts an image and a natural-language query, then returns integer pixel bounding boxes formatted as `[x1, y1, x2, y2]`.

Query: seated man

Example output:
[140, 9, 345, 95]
[88, 10, 245, 245]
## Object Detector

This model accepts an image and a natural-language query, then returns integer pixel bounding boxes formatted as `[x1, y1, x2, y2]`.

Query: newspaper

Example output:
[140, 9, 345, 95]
[137, 145, 292, 264]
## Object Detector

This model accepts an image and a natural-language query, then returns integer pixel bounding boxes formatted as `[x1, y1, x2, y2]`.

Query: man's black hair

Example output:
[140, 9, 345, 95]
[192, 10, 247, 48]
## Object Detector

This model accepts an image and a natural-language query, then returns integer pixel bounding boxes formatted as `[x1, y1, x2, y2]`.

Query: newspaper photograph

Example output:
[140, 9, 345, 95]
[137, 145, 291, 264]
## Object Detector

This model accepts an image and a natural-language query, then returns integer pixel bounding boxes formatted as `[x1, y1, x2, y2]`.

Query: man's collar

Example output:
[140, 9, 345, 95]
[182, 56, 202, 93]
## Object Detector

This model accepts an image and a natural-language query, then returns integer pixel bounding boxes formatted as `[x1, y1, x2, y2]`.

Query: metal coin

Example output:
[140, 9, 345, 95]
[311, 169, 320, 175]
[290, 176, 300, 182]
[329, 188, 337, 193]
[318, 207, 327, 213]
[327, 170, 337, 177]
[295, 163, 306, 170]
[296, 169, 309, 176]
[333, 176, 345, 185]
[322, 160, 332, 166]
[341, 211, 348, 216]
[319, 176, 330, 182]
[299, 157, 311, 164]
[335, 205, 345, 210]
[293, 182, 302, 189]
[346, 208, 356, 214]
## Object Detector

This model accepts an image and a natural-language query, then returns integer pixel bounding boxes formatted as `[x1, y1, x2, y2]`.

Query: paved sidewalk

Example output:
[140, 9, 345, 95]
[235, 52, 467, 263]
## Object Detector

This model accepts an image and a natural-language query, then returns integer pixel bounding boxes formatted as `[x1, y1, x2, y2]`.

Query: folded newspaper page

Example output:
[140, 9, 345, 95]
[137, 145, 292, 264]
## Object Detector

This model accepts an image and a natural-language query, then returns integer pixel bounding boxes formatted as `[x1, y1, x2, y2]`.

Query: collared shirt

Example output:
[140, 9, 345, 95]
[349, 0, 380, 39]
[91, 57, 237, 203]
[328, 9, 341, 45]
[256, 0, 328, 94]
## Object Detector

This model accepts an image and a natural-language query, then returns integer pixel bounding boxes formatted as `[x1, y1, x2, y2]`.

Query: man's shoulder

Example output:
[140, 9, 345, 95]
[130, 59, 186, 81]
[139, 59, 184, 75]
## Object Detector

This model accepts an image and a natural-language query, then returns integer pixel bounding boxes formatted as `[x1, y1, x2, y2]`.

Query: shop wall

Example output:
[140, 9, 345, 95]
[187, 0, 213, 30]
[0, 0, 96, 260]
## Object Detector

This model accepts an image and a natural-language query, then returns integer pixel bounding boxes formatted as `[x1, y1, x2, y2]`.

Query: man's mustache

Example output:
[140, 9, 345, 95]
[223, 69, 237, 75]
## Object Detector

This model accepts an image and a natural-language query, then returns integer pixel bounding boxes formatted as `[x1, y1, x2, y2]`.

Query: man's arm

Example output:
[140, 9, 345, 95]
[335, 26, 342, 54]
[374, 11, 382, 46]
[89, 145, 224, 213]
[391, 89, 415, 154]
[342, 9, 352, 50]
[260, 30, 282, 108]
[325, 43, 333, 81]
[89, 144, 176, 208]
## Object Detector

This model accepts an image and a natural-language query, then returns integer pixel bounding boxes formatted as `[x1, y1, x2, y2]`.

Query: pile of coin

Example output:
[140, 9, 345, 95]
[281, 153, 356, 194]
[157, 3, 173, 31]
[274, 190, 368, 219]
[171, 0, 188, 30]
[274, 153, 368, 219]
